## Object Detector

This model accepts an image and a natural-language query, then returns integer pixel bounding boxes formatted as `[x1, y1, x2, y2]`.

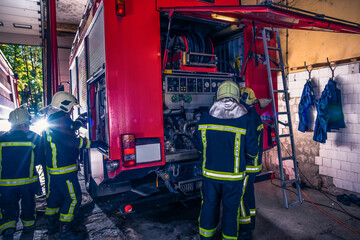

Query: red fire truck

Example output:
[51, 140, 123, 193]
[68, 0, 360, 198]
[0, 49, 19, 132]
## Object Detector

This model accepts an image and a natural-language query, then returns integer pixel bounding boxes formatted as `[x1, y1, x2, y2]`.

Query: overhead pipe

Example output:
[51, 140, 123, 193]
[41, 0, 50, 105]
[45, 0, 51, 105]
[48, 0, 59, 97]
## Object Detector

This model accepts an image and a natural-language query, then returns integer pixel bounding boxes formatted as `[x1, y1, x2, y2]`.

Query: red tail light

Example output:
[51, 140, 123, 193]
[122, 134, 136, 167]
[271, 129, 277, 146]
[116, 0, 125, 17]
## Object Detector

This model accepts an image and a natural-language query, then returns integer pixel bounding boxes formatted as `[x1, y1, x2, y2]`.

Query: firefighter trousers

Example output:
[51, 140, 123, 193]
[0, 182, 38, 233]
[199, 179, 243, 240]
[239, 174, 256, 231]
[45, 172, 81, 223]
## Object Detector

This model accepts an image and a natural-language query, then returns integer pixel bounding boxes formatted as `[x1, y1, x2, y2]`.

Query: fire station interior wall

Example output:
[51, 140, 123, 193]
[45, 36, 72, 94]
[102, 0, 164, 160]
[262, 63, 360, 194]
[242, 0, 360, 69]
[58, 36, 72, 93]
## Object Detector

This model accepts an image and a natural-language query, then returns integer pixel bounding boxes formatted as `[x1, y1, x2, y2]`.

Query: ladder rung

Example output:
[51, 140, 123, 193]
[277, 112, 289, 115]
[274, 89, 286, 93]
[282, 156, 295, 161]
[267, 46, 280, 51]
[288, 200, 302, 208]
[279, 134, 292, 138]
[270, 68, 282, 72]
[283, 179, 297, 186]
[278, 120, 288, 126]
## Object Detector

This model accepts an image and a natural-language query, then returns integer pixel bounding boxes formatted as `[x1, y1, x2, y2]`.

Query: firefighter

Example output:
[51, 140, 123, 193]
[193, 81, 258, 240]
[0, 107, 42, 240]
[42, 91, 104, 239]
[238, 87, 271, 240]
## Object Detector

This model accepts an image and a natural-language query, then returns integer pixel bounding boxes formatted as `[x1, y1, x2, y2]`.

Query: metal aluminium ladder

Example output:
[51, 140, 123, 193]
[261, 28, 302, 208]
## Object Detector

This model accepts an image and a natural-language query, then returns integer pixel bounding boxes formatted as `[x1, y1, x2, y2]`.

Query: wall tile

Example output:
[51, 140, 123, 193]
[351, 163, 360, 173]
[319, 166, 328, 175]
[354, 182, 360, 193]
[342, 180, 354, 192]
[323, 157, 332, 167]
[315, 156, 323, 166]
[333, 178, 343, 188]
[340, 161, 351, 171]
[337, 169, 347, 180]
[348, 63, 360, 74]
[332, 159, 340, 170]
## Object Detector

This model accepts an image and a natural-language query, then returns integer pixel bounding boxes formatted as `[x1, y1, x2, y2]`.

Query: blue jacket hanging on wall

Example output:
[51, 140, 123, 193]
[326, 79, 346, 131]
[298, 81, 317, 132]
[313, 78, 345, 143]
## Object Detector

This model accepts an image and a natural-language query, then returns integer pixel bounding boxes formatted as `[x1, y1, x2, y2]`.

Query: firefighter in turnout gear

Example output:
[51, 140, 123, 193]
[0, 107, 42, 240]
[42, 91, 105, 239]
[193, 81, 258, 240]
[238, 87, 271, 240]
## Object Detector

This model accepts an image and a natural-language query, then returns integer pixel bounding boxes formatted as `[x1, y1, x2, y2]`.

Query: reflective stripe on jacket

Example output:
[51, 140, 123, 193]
[0, 130, 41, 186]
[43, 112, 91, 175]
[244, 107, 263, 174]
[193, 113, 258, 183]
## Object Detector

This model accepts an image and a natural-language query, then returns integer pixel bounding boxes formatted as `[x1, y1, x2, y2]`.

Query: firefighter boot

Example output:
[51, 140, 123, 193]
[47, 215, 59, 235]
[59, 222, 85, 240]
[3, 228, 15, 240]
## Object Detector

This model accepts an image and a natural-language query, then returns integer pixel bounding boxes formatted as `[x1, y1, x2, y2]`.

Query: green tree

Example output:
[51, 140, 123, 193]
[0, 44, 43, 116]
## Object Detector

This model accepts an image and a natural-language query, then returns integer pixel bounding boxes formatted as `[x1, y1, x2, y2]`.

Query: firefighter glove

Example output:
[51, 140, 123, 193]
[73, 113, 88, 130]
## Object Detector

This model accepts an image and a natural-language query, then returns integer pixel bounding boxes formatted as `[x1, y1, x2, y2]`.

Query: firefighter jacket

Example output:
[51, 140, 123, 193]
[193, 112, 258, 183]
[245, 106, 264, 174]
[298, 81, 317, 132]
[314, 79, 345, 143]
[0, 130, 42, 186]
[43, 111, 90, 175]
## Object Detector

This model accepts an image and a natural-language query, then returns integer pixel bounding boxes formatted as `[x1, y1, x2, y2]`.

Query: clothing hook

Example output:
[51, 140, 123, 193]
[304, 61, 312, 81]
[326, 57, 335, 79]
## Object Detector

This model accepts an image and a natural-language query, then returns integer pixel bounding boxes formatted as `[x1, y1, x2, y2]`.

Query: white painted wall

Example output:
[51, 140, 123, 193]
[275, 63, 360, 193]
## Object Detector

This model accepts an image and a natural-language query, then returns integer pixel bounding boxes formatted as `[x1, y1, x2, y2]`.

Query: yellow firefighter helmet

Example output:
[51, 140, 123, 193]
[216, 81, 240, 102]
[239, 87, 257, 105]
[239, 87, 272, 109]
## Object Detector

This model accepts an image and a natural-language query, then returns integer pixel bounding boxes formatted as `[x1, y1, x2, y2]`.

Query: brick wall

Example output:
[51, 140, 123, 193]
[266, 63, 360, 193]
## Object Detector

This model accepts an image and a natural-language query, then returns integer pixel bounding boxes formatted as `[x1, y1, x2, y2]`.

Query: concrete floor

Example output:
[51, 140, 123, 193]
[253, 180, 360, 240]
[5, 175, 360, 240]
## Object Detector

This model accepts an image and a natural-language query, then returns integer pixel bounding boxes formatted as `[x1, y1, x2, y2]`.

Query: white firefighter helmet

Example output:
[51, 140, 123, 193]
[50, 91, 79, 113]
[216, 81, 240, 102]
[8, 107, 30, 125]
